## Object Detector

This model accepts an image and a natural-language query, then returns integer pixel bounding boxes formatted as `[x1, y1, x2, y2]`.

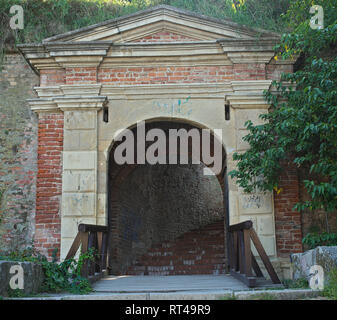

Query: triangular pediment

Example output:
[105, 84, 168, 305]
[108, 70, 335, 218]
[43, 5, 279, 43]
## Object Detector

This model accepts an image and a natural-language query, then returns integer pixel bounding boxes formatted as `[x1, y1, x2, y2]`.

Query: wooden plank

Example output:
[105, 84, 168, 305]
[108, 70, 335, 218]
[101, 232, 108, 270]
[80, 231, 89, 278]
[252, 254, 264, 278]
[228, 232, 234, 270]
[229, 220, 253, 232]
[65, 232, 81, 260]
[233, 231, 239, 271]
[97, 232, 103, 273]
[88, 232, 96, 276]
[243, 229, 252, 277]
[78, 224, 108, 233]
[238, 230, 245, 274]
[230, 270, 256, 288]
[250, 229, 281, 284]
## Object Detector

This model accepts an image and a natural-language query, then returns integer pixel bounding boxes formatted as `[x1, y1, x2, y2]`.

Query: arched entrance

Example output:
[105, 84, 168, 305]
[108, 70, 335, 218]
[107, 120, 229, 275]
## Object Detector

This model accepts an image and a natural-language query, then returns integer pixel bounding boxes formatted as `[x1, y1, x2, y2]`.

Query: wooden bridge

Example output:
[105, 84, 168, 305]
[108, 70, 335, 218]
[65, 220, 281, 290]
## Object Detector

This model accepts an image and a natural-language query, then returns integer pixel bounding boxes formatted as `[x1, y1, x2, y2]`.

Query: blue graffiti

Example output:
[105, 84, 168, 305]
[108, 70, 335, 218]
[152, 96, 193, 116]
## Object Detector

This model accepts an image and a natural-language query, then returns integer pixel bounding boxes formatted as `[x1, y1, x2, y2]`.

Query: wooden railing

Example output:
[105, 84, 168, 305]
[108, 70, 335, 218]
[228, 220, 281, 288]
[65, 224, 109, 281]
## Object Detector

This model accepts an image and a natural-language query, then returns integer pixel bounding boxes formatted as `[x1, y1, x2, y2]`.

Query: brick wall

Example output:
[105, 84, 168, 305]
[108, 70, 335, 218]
[65, 67, 97, 85]
[98, 66, 234, 85]
[107, 121, 226, 274]
[40, 69, 65, 87]
[35, 113, 63, 258]
[273, 163, 303, 257]
[127, 220, 226, 276]
[299, 170, 337, 245]
[0, 52, 39, 254]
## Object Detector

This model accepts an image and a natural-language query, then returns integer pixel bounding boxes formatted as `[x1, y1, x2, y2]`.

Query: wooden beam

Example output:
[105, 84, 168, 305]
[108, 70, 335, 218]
[230, 270, 256, 288]
[250, 229, 281, 284]
[65, 232, 81, 260]
[229, 220, 253, 232]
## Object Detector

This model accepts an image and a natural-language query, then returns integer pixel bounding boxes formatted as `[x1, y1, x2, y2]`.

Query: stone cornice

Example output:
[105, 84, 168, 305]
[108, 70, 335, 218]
[100, 83, 233, 100]
[32, 83, 233, 101]
[18, 39, 285, 72]
[218, 38, 278, 64]
[225, 80, 272, 109]
[31, 81, 276, 109]
[28, 94, 107, 113]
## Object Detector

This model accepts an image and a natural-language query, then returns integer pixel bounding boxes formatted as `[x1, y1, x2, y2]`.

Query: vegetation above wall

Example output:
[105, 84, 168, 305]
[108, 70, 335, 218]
[230, 0, 337, 234]
[0, 0, 291, 47]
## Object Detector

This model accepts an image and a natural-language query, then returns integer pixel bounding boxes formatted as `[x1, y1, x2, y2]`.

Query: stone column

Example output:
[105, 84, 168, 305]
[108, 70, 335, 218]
[225, 80, 277, 259]
[56, 97, 107, 260]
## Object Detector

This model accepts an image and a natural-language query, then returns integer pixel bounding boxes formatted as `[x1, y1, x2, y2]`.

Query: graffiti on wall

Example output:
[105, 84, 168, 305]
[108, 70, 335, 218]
[152, 96, 192, 117]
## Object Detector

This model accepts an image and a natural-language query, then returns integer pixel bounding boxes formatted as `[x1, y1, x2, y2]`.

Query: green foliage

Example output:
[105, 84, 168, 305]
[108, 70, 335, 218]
[1, 245, 96, 295]
[0, 187, 5, 223]
[283, 278, 309, 289]
[229, 0, 337, 231]
[221, 293, 237, 300]
[322, 268, 337, 300]
[0, 0, 291, 47]
[7, 288, 26, 298]
[302, 232, 337, 249]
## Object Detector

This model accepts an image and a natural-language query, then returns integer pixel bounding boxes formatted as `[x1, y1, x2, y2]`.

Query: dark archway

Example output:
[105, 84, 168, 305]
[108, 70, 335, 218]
[107, 120, 229, 275]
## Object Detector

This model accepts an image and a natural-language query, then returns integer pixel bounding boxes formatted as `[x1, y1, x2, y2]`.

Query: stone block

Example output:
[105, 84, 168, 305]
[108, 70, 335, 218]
[97, 193, 106, 217]
[63, 130, 97, 151]
[63, 171, 96, 192]
[236, 129, 250, 151]
[257, 215, 274, 236]
[234, 109, 267, 129]
[61, 216, 96, 238]
[64, 110, 96, 130]
[238, 193, 273, 214]
[62, 192, 96, 217]
[63, 151, 96, 170]
[291, 246, 337, 285]
[254, 236, 276, 257]
[0, 261, 44, 296]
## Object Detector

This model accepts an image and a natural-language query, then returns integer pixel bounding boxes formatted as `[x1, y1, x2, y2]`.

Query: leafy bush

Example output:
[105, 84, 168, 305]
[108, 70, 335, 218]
[1, 245, 96, 295]
[229, 0, 337, 231]
[302, 232, 337, 249]
[0, 0, 291, 47]
[283, 278, 309, 289]
[322, 268, 337, 300]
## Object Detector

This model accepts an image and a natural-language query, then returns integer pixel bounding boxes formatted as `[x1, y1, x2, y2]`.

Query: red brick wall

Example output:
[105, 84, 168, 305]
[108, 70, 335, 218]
[35, 113, 63, 258]
[98, 66, 234, 85]
[127, 220, 226, 276]
[66, 67, 97, 85]
[40, 69, 66, 87]
[274, 163, 303, 257]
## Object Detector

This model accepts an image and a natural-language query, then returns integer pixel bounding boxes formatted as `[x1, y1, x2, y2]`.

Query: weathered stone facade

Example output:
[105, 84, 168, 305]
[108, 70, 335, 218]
[0, 5, 309, 278]
[0, 52, 38, 253]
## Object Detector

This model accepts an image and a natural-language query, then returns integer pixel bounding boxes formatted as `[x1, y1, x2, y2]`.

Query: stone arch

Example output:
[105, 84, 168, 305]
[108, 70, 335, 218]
[106, 118, 229, 275]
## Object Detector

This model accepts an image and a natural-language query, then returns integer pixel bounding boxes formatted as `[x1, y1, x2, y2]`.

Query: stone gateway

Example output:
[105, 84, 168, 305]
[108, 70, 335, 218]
[17, 5, 303, 278]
